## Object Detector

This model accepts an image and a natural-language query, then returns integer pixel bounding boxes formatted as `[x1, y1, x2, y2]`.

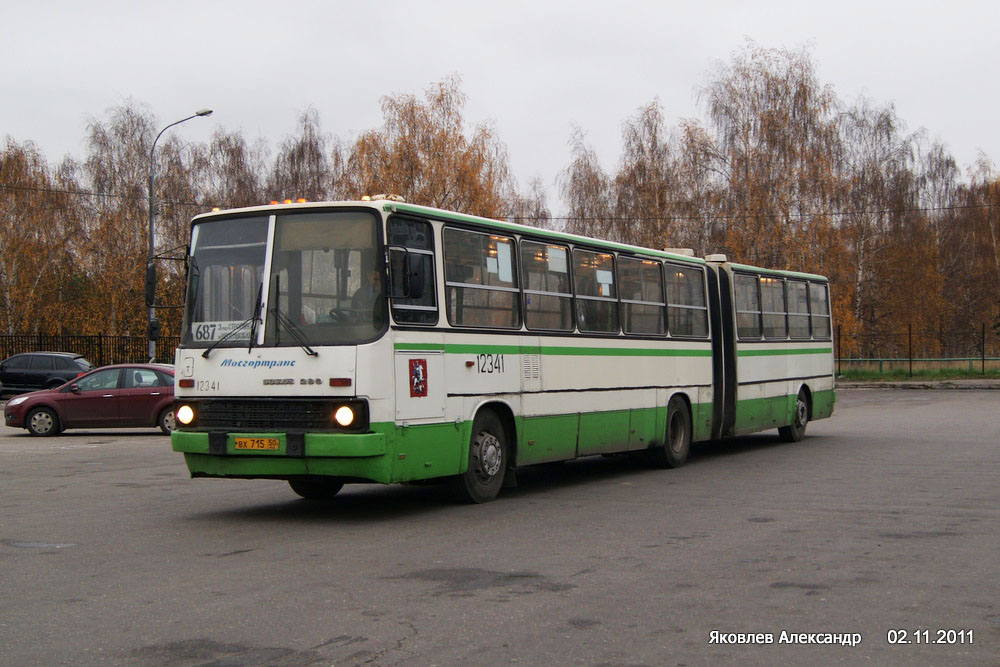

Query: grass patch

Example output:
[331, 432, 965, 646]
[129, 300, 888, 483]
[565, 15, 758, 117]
[838, 367, 1000, 381]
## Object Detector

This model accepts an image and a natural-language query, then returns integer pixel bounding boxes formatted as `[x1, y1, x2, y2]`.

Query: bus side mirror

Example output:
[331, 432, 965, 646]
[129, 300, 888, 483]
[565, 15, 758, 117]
[406, 253, 425, 300]
[389, 249, 425, 300]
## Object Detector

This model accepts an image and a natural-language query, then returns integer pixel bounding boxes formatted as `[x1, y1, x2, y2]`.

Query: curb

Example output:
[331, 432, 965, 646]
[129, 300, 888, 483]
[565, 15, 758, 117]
[837, 381, 1000, 390]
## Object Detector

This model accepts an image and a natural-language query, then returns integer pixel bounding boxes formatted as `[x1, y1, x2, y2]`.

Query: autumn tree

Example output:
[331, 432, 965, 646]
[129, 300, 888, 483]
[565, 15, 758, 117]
[0, 140, 82, 333]
[337, 75, 516, 218]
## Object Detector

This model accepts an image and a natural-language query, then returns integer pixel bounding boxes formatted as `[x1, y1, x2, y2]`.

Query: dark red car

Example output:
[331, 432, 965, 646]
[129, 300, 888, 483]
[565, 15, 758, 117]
[3, 364, 175, 436]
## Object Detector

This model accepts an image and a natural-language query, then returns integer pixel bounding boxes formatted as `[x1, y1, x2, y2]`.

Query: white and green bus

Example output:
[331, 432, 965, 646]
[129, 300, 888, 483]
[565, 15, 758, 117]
[171, 199, 834, 502]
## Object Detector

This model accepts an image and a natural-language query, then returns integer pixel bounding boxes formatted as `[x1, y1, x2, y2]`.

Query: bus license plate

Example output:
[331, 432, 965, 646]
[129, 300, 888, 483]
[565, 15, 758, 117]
[233, 437, 280, 451]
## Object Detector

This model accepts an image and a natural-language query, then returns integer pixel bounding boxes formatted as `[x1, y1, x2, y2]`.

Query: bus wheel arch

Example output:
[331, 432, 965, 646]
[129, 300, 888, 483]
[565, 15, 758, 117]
[649, 393, 692, 469]
[453, 403, 513, 503]
[779, 386, 811, 442]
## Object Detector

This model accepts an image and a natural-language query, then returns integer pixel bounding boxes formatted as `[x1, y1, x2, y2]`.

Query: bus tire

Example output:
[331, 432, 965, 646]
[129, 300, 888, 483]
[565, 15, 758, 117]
[649, 396, 691, 468]
[779, 390, 809, 442]
[288, 477, 344, 500]
[453, 409, 508, 503]
[27, 407, 61, 437]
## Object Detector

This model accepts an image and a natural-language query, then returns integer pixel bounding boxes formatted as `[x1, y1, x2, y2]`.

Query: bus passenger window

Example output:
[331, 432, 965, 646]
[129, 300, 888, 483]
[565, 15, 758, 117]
[809, 283, 831, 338]
[443, 228, 520, 328]
[760, 276, 787, 339]
[521, 240, 573, 331]
[735, 274, 762, 339]
[786, 280, 810, 338]
[619, 257, 665, 335]
[666, 265, 708, 337]
[574, 249, 619, 334]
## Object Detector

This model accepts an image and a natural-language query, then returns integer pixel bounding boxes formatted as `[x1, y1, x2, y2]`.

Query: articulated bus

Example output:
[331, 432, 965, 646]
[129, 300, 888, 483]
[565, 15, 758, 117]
[171, 198, 834, 503]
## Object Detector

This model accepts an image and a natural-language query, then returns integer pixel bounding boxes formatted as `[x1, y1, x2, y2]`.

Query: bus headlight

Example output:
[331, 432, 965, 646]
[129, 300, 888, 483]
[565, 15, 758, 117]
[334, 405, 355, 427]
[176, 404, 195, 425]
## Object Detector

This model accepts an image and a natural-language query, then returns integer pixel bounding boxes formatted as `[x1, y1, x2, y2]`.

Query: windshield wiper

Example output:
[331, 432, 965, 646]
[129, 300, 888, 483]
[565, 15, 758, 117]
[269, 307, 318, 356]
[201, 283, 263, 359]
[247, 282, 264, 353]
[269, 274, 317, 356]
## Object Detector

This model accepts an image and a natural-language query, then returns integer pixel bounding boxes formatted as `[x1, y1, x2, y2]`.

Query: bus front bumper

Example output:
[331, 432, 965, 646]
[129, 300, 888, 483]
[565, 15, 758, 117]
[172, 430, 392, 483]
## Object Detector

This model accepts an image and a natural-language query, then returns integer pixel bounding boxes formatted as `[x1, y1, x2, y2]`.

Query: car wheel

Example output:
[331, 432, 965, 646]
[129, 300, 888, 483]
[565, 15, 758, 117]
[158, 407, 176, 435]
[26, 407, 61, 437]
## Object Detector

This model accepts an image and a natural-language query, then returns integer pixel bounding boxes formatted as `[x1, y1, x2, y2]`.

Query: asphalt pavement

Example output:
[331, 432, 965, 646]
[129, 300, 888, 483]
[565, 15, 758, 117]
[0, 388, 997, 665]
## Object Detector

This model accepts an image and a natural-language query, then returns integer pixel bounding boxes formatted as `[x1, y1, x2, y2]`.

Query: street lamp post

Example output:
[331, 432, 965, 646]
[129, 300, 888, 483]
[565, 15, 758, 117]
[147, 108, 213, 362]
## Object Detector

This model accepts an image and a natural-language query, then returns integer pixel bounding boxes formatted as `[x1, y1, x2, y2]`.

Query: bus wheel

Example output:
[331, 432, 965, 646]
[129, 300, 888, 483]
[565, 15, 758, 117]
[454, 410, 508, 503]
[779, 390, 809, 442]
[649, 396, 691, 468]
[288, 477, 344, 500]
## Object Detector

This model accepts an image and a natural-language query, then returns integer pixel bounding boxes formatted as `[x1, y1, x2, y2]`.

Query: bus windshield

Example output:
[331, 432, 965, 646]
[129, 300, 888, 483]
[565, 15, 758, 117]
[181, 209, 386, 349]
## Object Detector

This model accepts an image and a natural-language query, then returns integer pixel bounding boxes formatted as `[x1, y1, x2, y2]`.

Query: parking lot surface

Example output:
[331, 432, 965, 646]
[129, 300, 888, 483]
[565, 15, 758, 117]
[0, 390, 997, 664]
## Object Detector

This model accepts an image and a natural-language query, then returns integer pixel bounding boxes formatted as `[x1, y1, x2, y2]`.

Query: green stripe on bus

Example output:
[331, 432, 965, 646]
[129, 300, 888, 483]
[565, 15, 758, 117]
[394, 343, 711, 357]
[737, 347, 832, 357]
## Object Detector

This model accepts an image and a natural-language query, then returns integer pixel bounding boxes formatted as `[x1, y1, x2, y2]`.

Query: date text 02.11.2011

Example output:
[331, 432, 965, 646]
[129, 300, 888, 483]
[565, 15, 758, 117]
[886, 629, 973, 645]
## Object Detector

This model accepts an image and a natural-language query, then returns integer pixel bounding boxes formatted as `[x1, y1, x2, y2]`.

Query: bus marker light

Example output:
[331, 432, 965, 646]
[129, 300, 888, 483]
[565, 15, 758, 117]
[179, 379, 194, 388]
[334, 405, 355, 427]
[465, 361, 475, 368]
[176, 405, 195, 425]
[329, 378, 351, 387]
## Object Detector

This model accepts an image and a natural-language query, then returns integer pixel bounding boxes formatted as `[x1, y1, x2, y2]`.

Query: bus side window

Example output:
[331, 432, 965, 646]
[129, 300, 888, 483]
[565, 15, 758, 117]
[787, 280, 810, 338]
[735, 273, 762, 339]
[619, 257, 665, 336]
[521, 240, 573, 331]
[573, 249, 619, 334]
[666, 264, 709, 337]
[809, 282, 832, 338]
[443, 228, 520, 329]
[760, 276, 787, 339]
[388, 217, 437, 325]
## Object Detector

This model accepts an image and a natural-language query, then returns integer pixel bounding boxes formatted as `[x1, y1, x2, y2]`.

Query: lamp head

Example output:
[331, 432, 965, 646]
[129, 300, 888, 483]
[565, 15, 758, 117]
[195, 109, 213, 117]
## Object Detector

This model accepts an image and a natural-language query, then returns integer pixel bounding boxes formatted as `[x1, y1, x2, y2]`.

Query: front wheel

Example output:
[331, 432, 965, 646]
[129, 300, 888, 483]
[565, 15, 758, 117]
[779, 390, 809, 442]
[27, 407, 61, 437]
[452, 410, 508, 503]
[288, 477, 344, 500]
[648, 396, 691, 468]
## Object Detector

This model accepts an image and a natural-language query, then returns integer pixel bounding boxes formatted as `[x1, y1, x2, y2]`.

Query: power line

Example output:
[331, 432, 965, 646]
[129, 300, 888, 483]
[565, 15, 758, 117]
[0, 183, 207, 208]
[3, 181, 999, 223]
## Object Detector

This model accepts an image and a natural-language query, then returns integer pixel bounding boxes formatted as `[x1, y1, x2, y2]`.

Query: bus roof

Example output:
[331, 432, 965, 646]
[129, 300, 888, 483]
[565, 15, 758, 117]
[191, 200, 827, 279]
[725, 262, 828, 282]
[192, 199, 706, 265]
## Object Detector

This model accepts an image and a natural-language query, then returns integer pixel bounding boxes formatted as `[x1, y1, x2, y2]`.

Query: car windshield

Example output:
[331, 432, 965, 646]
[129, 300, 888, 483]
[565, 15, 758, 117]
[181, 210, 385, 348]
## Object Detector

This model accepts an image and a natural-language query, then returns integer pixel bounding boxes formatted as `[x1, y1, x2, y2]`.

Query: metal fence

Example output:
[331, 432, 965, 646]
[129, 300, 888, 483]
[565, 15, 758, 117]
[0, 334, 180, 367]
[836, 324, 1000, 375]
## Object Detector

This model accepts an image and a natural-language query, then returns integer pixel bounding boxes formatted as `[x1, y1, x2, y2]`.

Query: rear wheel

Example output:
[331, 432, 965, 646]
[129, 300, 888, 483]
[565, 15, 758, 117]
[157, 407, 176, 435]
[26, 407, 61, 437]
[779, 390, 809, 442]
[648, 396, 691, 468]
[453, 410, 508, 503]
[288, 477, 344, 500]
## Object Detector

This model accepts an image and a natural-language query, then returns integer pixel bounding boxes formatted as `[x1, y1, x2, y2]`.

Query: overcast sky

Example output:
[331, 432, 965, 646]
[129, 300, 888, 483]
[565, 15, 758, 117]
[3, 0, 997, 212]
